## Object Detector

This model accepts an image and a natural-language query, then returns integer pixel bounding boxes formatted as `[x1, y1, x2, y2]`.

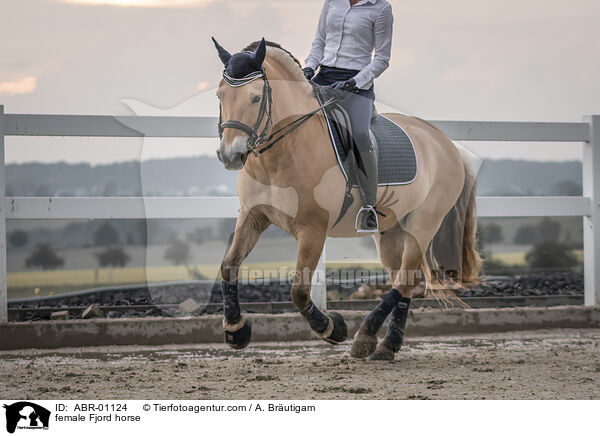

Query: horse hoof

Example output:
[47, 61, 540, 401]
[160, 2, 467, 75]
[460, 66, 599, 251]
[224, 317, 252, 349]
[349, 328, 377, 358]
[323, 312, 348, 344]
[367, 341, 395, 361]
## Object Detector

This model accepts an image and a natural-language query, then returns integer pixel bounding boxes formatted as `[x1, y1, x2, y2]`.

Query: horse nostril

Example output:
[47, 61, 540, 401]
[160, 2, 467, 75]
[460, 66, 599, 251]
[216, 149, 222, 162]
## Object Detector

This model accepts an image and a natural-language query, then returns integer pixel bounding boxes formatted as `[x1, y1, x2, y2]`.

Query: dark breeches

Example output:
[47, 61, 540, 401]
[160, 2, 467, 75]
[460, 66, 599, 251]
[312, 65, 375, 154]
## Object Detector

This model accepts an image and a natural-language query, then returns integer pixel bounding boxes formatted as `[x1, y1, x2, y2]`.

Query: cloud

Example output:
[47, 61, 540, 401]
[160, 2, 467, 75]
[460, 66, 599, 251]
[0, 76, 37, 95]
[59, 0, 213, 7]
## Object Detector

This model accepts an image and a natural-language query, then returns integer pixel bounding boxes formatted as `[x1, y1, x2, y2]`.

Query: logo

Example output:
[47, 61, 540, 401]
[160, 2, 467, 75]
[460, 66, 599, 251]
[3, 402, 50, 434]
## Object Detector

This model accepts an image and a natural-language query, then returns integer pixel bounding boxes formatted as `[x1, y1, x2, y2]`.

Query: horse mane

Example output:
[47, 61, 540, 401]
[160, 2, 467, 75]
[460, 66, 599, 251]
[243, 40, 309, 85]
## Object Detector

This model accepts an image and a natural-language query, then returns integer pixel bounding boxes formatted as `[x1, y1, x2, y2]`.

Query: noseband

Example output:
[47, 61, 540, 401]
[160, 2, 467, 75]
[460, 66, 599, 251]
[218, 68, 335, 156]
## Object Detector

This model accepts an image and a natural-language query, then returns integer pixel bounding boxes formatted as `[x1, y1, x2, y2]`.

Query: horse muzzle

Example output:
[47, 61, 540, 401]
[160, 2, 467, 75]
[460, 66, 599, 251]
[217, 136, 249, 170]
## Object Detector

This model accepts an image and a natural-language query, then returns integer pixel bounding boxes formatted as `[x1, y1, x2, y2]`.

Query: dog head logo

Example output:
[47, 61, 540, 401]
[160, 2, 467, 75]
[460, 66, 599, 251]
[3, 402, 50, 434]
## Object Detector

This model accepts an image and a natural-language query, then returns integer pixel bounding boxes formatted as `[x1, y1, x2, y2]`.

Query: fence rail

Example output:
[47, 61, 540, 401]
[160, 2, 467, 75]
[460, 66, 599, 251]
[2, 196, 592, 220]
[4, 114, 591, 141]
[0, 105, 598, 321]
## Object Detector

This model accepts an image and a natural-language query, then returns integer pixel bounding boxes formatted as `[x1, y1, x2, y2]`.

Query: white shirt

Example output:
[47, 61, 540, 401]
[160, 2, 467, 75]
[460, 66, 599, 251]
[305, 0, 394, 90]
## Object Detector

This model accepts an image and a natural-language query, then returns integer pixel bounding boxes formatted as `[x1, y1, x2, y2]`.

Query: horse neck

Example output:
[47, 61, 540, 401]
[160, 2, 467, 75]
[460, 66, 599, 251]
[243, 60, 325, 177]
[267, 62, 317, 128]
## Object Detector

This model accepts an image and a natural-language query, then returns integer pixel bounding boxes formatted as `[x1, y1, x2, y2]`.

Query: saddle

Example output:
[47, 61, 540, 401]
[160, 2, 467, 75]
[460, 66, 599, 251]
[311, 84, 418, 227]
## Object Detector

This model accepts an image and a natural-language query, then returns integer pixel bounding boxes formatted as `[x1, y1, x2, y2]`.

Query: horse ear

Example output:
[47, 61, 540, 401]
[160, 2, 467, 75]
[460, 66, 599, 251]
[253, 37, 266, 67]
[212, 37, 232, 65]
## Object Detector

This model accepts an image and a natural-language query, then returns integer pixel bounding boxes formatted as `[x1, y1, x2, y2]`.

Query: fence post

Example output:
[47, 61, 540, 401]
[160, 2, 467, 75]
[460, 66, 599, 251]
[583, 115, 600, 306]
[0, 105, 7, 322]
[311, 240, 327, 310]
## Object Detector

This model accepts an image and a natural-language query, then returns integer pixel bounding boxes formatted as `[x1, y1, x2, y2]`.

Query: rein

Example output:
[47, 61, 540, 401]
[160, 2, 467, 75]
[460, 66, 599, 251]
[218, 69, 336, 156]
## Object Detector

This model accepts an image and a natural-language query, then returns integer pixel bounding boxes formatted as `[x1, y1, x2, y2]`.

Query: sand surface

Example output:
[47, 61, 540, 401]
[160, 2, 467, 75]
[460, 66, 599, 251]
[1, 329, 599, 400]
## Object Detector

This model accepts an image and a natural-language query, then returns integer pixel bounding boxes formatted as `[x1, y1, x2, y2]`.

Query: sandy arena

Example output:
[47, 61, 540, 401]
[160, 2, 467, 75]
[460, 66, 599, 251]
[1, 328, 598, 400]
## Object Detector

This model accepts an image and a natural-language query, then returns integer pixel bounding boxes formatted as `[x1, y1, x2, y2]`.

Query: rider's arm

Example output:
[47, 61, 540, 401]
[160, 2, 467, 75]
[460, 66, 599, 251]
[353, 3, 393, 89]
[305, 0, 329, 70]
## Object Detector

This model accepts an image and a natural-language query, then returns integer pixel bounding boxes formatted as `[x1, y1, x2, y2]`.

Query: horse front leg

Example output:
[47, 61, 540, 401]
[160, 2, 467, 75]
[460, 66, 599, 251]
[292, 228, 348, 344]
[220, 209, 269, 349]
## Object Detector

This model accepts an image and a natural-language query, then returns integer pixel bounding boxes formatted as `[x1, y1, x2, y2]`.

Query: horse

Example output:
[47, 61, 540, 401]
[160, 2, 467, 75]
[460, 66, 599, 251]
[212, 37, 481, 360]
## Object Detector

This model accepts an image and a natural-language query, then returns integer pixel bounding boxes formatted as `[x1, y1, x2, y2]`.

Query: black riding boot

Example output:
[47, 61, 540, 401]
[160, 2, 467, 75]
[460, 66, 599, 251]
[355, 135, 379, 232]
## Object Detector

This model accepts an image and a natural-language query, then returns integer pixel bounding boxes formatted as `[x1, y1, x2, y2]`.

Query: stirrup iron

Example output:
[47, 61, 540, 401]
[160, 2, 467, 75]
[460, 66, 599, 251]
[355, 206, 379, 233]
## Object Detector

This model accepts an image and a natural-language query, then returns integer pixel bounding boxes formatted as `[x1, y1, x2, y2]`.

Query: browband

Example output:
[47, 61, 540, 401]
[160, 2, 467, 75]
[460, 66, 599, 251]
[222, 70, 264, 87]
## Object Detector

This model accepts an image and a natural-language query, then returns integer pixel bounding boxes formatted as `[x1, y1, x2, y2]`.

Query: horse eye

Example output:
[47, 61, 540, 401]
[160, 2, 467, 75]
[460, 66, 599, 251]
[251, 95, 261, 104]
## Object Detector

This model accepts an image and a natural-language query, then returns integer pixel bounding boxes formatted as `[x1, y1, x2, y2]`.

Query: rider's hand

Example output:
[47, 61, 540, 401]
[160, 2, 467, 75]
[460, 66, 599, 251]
[302, 67, 315, 81]
[330, 78, 357, 92]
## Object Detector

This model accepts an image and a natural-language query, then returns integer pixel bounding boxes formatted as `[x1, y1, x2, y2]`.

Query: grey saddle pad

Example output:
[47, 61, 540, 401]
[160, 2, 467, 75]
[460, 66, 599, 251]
[320, 100, 418, 186]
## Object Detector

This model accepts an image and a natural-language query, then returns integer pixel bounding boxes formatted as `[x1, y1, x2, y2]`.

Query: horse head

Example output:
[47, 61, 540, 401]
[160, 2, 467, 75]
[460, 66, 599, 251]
[213, 37, 269, 170]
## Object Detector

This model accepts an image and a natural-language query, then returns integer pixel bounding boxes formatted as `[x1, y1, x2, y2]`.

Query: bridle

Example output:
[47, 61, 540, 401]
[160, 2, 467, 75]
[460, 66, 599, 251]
[218, 68, 335, 156]
[218, 68, 273, 154]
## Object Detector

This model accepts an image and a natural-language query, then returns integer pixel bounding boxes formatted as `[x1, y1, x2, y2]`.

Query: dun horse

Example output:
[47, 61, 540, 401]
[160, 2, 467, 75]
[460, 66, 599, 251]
[213, 38, 480, 361]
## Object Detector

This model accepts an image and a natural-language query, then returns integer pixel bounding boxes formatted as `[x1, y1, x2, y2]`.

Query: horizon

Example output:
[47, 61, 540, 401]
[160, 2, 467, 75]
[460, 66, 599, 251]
[3, 154, 586, 168]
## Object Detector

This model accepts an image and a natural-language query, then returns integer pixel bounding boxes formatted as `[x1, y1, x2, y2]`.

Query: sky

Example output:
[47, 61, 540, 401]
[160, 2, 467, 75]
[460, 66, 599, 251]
[1, 0, 599, 164]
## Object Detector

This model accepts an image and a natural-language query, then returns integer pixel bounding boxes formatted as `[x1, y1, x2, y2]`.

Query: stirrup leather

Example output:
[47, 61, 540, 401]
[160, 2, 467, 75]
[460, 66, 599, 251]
[355, 206, 379, 233]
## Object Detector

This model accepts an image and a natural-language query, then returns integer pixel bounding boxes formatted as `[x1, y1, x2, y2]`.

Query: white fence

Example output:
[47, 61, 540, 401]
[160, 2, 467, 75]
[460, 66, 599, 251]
[0, 104, 598, 321]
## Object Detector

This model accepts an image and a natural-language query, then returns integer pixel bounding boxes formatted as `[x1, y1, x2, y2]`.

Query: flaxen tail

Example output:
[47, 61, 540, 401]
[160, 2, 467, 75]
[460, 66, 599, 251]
[428, 157, 481, 289]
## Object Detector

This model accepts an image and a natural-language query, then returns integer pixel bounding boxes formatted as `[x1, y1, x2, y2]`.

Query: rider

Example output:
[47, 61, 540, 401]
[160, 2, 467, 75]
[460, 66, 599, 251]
[303, 0, 393, 232]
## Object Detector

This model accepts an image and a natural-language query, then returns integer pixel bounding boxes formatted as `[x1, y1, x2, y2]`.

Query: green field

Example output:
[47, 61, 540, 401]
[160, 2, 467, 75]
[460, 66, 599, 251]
[8, 261, 295, 299]
[8, 249, 584, 300]
[490, 249, 583, 266]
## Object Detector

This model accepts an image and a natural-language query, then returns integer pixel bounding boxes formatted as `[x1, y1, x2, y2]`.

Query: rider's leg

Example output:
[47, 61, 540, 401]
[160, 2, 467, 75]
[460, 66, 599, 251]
[340, 88, 378, 231]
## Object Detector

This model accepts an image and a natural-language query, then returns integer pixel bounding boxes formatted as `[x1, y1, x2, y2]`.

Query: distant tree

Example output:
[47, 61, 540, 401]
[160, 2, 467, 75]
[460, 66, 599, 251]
[167, 230, 179, 244]
[34, 185, 52, 197]
[513, 225, 537, 245]
[8, 230, 29, 248]
[95, 246, 131, 268]
[216, 219, 236, 241]
[537, 218, 561, 243]
[164, 239, 191, 265]
[479, 222, 503, 245]
[93, 223, 120, 246]
[134, 220, 147, 245]
[146, 221, 173, 245]
[186, 226, 213, 245]
[26, 243, 64, 270]
[525, 241, 579, 269]
[125, 231, 136, 244]
[480, 251, 511, 275]
[102, 181, 117, 197]
[551, 180, 582, 196]
[62, 221, 85, 236]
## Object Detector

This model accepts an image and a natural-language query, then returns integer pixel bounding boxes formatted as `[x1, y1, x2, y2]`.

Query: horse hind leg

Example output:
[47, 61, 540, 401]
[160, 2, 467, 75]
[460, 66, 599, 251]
[364, 233, 422, 360]
[368, 199, 451, 360]
[368, 294, 412, 361]
[350, 224, 425, 359]
[350, 223, 410, 358]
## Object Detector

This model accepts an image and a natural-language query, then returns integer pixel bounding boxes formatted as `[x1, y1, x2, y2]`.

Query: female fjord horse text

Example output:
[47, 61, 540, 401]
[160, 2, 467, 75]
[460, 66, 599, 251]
[214, 38, 480, 361]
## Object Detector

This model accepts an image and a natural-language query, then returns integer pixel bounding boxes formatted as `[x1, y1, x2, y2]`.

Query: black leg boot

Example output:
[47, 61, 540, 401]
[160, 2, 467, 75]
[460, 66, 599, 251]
[369, 296, 411, 361]
[355, 137, 379, 232]
[222, 281, 252, 349]
[350, 288, 403, 358]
